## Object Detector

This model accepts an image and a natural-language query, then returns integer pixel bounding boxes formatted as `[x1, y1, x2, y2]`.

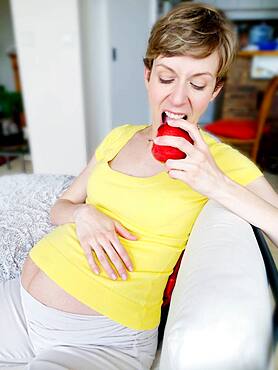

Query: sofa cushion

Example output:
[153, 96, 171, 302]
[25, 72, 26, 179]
[0, 174, 74, 281]
[159, 200, 273, 370]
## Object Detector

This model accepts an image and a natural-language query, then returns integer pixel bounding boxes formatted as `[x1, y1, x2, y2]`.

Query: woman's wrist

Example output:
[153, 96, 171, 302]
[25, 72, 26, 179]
[206, 175, 277, 245]
[206, 172, 233, 201]
[73, 204, 89, 223]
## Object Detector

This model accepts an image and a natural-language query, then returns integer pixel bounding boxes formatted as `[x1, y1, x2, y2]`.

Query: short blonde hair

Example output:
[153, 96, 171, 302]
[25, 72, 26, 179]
[144, 2, 238, 87]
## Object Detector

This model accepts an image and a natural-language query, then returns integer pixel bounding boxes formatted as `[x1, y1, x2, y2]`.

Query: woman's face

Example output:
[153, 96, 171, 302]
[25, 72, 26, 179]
[144, 52, 222, 135]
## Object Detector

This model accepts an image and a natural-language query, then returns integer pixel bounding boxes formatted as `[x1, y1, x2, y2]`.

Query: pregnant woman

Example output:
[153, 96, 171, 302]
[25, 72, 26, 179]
[1, 3, 278, 370]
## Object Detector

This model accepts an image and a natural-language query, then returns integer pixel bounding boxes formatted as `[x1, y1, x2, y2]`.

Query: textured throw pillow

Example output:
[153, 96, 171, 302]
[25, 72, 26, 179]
[0, 174, 74, 281]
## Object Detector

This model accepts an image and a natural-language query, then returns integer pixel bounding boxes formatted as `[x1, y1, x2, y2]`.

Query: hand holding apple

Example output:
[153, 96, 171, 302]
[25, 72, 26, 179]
[153, 119, 228, 199]
[152, 123, 194, 163]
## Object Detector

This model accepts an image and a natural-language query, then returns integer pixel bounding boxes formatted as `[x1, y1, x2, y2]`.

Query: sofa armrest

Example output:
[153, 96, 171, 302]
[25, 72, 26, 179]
[159, 200, 273, 370]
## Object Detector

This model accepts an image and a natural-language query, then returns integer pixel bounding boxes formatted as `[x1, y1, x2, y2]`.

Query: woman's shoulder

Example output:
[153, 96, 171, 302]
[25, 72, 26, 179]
[201, 129, 239, 156]
[200, 129, 221, 147]
[95, 124, 148, 161]
[200, 129, 263, 186]
[104, 124, 148, 141]
[200, 128, 253, 164]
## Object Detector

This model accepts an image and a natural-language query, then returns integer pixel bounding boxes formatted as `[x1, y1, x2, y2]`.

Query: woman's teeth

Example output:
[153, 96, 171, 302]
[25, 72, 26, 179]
[162, 111, 187, 123]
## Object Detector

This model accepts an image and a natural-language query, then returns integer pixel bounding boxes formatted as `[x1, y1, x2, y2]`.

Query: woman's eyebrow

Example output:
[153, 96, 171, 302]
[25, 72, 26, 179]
[156, 63, 176, 73]
[156, 63, 213, 78]
[191, 72, 213, 78]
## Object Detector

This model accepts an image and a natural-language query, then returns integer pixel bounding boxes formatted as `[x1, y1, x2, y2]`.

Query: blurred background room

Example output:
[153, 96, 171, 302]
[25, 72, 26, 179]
[0, 0, 277, 177]
[0, 0, 278, 366]
[0, 0, 277, 247]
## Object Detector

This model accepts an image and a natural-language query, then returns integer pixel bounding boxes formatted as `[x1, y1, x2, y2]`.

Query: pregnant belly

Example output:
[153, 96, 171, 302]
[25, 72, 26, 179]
[21, 255, 103, 316]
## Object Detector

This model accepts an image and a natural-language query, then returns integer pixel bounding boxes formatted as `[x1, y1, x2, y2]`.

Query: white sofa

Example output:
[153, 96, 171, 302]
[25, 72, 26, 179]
[0, 174, 275, 370]
[153, 199, 275, 370]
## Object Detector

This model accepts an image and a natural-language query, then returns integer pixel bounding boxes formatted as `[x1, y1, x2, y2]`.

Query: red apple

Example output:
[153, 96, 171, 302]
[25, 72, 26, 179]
[152, 123, 194, 163]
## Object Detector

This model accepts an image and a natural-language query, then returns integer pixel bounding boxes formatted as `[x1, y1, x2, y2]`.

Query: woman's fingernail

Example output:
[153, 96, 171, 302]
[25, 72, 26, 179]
[121, 273, 127, 280]
[94, 269, 100, 275]
[128, 265, 133, 272]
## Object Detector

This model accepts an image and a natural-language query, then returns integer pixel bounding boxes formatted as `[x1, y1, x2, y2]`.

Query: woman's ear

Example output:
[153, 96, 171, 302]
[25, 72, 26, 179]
[210, 83, 223, 102]
[144, 67, 151, 89]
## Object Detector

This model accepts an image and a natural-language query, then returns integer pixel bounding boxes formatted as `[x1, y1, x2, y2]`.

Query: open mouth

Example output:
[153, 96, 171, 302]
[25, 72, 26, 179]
[162, 111, 187, 124]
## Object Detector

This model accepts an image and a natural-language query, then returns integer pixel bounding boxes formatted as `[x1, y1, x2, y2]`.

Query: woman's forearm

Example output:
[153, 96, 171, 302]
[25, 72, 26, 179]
[50, 199, 87, 225]
[210, 176, 278, 247]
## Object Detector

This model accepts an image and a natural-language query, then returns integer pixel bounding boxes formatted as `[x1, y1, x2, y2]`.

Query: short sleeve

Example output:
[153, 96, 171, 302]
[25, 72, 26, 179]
[202, 130, 263, 186]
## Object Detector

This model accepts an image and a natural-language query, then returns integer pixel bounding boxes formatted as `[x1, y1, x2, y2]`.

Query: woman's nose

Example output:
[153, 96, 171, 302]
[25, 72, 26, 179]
[169, 83, 189, 106]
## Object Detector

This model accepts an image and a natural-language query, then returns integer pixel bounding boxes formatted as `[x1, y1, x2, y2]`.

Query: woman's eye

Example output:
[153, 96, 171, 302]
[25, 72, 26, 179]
[159, 77, 174, 84]
[190, 82, 205, 90]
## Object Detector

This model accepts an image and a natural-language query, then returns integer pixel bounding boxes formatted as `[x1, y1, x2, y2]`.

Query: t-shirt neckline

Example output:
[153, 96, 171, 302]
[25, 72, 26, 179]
[105, 124, 167, 182]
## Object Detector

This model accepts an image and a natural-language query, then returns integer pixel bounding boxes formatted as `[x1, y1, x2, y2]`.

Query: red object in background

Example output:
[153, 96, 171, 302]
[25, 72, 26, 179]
[152, 123, 194, 163]
[205, 118, 270, 140]
[162, 251, 185, 307]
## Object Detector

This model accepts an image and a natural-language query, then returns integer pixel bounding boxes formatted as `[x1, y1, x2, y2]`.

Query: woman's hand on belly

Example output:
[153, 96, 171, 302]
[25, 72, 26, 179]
[74, 204, 136, 280]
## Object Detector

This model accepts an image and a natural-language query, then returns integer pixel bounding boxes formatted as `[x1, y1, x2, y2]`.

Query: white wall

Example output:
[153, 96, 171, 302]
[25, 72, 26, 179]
[10, 0, 155, 170]
[79, 0, 154, 157]
[10, 0, 87, 175]
[79, 0, 112, 158]
[0, 0, 15, 91]
[108, 0, 151, 128]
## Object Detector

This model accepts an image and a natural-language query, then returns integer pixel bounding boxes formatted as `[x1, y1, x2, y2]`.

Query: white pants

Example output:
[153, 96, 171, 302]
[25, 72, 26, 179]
[0, 277, 158, 370]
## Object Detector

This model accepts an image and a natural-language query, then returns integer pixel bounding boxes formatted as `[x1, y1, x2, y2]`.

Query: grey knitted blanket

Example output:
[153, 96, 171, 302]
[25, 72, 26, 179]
[0, 174, 74, 281]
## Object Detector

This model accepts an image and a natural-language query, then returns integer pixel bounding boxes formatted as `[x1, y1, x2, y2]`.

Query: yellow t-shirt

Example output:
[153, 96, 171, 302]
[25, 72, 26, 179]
[30, 124, 263, 330]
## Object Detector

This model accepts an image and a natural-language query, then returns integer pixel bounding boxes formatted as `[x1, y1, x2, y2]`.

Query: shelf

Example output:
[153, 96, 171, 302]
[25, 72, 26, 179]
[238, 50, 278, 57]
